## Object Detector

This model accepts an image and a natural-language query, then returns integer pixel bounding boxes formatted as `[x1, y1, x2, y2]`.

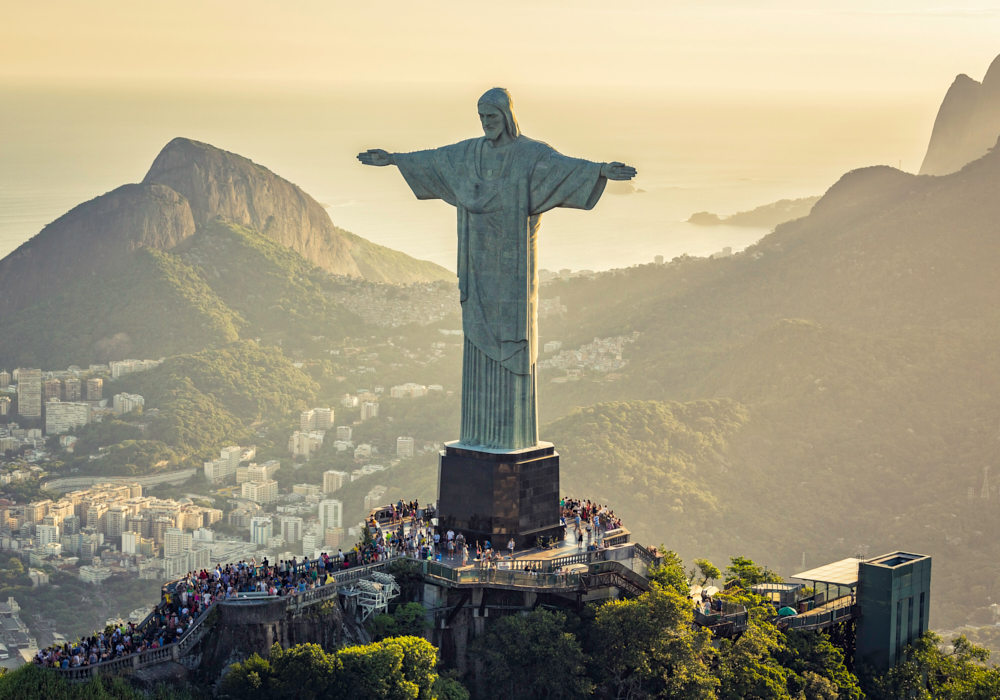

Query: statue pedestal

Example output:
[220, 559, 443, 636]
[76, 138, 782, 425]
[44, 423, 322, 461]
[437, 441, 562, 550]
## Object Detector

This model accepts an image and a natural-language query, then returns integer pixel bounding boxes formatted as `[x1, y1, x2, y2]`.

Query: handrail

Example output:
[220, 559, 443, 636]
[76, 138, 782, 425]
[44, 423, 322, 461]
[49, 557, 407, 679]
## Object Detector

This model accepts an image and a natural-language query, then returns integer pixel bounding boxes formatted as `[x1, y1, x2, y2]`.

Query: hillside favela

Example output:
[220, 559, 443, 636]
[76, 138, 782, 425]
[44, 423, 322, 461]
[3, 2, 1000, 698]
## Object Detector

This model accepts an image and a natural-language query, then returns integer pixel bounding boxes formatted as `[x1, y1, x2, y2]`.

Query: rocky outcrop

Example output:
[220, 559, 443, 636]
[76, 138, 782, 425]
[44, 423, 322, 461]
[143, 138, 364, 278]
[0, 183, 195, 317]
[0, 138, 453, 319]
[919, 54, 1000, 175]
[194, 599, 367, 686]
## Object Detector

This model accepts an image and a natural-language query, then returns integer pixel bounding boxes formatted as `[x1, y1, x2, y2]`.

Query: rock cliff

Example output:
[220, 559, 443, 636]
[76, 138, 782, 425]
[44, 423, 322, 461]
[143, 138, 363, 278]
[0, 138, 453, 318]
[919, 53, 1000, 175]
[193, 599, 367, 686]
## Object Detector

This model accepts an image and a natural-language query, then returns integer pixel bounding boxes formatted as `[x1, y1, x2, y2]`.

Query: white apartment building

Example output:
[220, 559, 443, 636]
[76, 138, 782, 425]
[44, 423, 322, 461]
[318, 499, 342, 531]
[302, 529, 322, 557]
[397, 436, 414, 459]
[246, 460, 280, 483]
[280, 516, 303, 543]
[204, 445, 244, 483]
[250, 516, 273, 546]
[45, 400, 90, 435]
[122, 531, 139, 555]
[336, 426, 352, 441]
[289, 431, 325, 459]
[112, 393, 144, 415]
[242, 479, 278, 505]
[390, 383, 427, 399]
[164, 527, 193, 557]
[17, 368, 42, 418]
[300, 409, 316, 431]
[314, 407, 334, 430]
[79, 565, 113, 585]
[36, 524, 60, 546]
[323, 470, 347, 494]
[360, 402, 379, 421]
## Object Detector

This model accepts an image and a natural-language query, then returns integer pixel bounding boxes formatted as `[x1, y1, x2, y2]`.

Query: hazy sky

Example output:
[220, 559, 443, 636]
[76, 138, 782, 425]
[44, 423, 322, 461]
[3, 1, 1000, 269]
[3, 1, 1000, 94]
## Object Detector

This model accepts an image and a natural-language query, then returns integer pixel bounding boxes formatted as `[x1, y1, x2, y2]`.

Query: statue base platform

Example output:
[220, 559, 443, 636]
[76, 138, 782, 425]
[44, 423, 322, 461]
[437, 441, 562, 550]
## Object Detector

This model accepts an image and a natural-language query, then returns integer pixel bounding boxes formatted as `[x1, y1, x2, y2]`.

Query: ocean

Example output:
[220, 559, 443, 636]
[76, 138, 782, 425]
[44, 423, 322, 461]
[0, 83, 932, 273]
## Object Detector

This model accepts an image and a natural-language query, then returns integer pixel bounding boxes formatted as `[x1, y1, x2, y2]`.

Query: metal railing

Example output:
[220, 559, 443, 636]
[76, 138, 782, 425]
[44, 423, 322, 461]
[423, 561, 583, 589]
[780, 598, 857, 631]
[49, 558, 405, 680]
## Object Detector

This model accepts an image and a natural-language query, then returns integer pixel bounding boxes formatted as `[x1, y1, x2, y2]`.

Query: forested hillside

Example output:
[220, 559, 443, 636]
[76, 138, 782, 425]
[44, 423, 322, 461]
[57, 341, 318, 476]
[536, 147, 1000, 629]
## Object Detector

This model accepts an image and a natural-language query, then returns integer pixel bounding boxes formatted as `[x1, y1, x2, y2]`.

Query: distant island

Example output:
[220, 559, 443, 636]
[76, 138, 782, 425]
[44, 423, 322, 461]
[687, 195, 819, 228]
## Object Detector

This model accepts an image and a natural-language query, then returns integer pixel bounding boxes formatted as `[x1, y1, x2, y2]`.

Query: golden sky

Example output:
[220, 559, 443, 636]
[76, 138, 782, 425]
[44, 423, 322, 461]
[3, 1, 1000, 95]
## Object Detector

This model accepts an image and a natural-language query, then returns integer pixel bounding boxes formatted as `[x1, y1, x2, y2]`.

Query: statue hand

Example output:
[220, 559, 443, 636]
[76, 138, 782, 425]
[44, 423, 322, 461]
[357, 149, 395, 167]
[601, 162, 637, 181]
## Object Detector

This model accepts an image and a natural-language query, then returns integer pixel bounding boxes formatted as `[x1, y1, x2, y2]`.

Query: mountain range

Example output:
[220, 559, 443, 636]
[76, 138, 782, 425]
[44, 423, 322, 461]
[920, 53, 1000, 176]
[0, 138, 453, 367]
[538, 140, 1000, 629]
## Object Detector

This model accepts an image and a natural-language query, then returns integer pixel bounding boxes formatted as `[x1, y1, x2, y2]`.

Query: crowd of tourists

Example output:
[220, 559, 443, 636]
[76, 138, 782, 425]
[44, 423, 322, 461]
[33, 496, 627, 669]
[561, 497, 623, 548]
[33, 602, 197, 668]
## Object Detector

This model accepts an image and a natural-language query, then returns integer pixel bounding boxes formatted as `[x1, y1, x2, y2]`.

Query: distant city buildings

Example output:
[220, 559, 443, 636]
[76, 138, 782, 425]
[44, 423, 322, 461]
[300, 407, 334, 431]
[323, 470, 347, 494]
[390, 383, 427, 399]
[360, 401, 379, 421]
[336, 426, 352, 441]
[327, 280, 460, 328]
[250, 517, 273, 545]
[45, 400, 91, 435]
[280, 516, 303, 543]
[64, 377, 82, 401]
[112, 393, 144, 415]
[86, 378, 103, 401]
[397, 437, 414, 459]
[539, 332, 641, 377]
[109, 359, 161, 380]
[318, 499, 342, 531]
[289, 430, 325, 459]
[0, 397, 9, 416]
[0, 370, 10, 389]
[538, 296, 568, 319]
[364, 485, 387, 512]
[16, 368, 42, 419]
[204, 445, 257, 483]
[242, 479, 278, 505]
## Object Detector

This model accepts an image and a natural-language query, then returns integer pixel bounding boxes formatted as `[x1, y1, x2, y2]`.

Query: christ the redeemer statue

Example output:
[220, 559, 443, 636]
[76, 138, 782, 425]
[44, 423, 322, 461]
[359, 88, 636, 452]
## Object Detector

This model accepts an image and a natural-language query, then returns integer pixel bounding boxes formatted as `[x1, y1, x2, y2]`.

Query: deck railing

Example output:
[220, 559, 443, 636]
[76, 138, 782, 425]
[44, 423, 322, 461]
[49, 558, 405, 680]
[780, 598, 857, 631]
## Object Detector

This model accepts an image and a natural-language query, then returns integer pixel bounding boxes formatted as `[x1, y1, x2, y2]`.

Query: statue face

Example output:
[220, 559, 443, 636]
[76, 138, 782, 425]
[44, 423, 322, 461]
[478, 106, 505, 141]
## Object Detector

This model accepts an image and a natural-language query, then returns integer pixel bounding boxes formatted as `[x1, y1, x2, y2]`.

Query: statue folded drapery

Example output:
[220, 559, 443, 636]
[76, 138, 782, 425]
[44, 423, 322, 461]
[360, 88, 634, 451]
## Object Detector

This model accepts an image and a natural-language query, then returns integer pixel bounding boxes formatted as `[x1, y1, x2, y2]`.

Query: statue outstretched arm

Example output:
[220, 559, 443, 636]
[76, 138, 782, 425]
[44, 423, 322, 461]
[601, 162, 637, 181]
[357, 149, 396, 167]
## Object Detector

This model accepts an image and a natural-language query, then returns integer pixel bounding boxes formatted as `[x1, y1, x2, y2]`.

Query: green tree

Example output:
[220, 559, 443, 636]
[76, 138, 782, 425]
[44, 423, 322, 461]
[864, 632, 1000, 700]
[270, 642, 343, 699]
[646, 549, 689, 597]
[692, 558, 721, 586]
[471, 610, 593, 700]
[715, 613, 793, 700]
[725, 556, 783, 586]
[776, 631, 862, 700]
[221, 637, 442, 700]
[591, 583, 717, 699]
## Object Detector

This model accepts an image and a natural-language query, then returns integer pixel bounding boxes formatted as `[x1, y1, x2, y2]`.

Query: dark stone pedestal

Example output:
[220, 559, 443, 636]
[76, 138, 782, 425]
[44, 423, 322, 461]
[437, 441, 561, 550]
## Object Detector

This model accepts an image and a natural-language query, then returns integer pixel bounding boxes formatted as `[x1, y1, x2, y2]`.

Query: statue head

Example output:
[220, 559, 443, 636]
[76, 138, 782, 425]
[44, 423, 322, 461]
[478, 87, 521, 142]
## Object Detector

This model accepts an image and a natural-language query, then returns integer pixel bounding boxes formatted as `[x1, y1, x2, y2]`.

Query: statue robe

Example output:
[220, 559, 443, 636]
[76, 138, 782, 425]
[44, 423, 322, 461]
[395, 135, 607, 450]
